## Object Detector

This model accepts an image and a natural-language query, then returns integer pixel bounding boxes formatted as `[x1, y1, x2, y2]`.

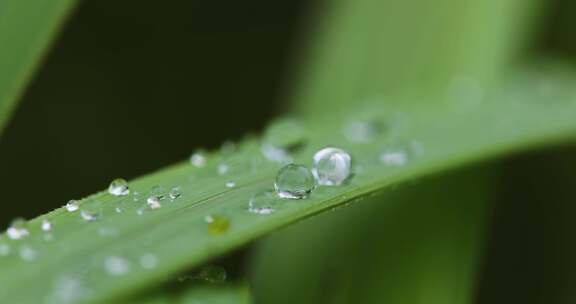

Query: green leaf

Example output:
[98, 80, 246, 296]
[132, 282, 252, 304]
[250, 167, 495, 303]
[0, 68, 575, 303]
[0, 0, 76, 136]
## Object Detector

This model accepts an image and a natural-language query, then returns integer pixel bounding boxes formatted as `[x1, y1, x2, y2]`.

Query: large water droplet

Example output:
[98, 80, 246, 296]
[274, 164, 316, 199]
[41, 219, 53, 232]
[248, 190, 278, 215]
[205, 215, 230, 235]
[312, 147, 352, 186]
[65, 200, 79, 212]
[197, 265, 227, 283]
[189, 150, 208, 168]
[104, 256, 130, 276]
[6, 218, 29, 240]
[108, 178, 130, 196]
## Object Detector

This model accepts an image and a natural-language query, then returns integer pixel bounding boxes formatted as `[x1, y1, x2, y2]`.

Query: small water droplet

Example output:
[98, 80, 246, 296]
[104, 256, 130, 276]
[190, 150, 208, 168]
[132, 191, 141, 202]
[140, 253, 158, 269]
[312, 147, 353, 186]
[260, 143, 293, 164]
[217, 163, 229, 175]
[205, 215, 230, 235]
[49, 276, 92, 304]
[80, 208, 99, 222]
[197, 265, 227, 283]
[147, 195, 163, 209]
[41, 219, 53, 232]
[19, 245, 38, 261]
[108, 178, 130, 196]
[65, 200, 79, 212]
[379, 149, 408, 166]
[274, 164, 316, 199]
[168, 187, 181, 201]
[136, 207, 145, 215]
[225, 181, 236, 188]
[6, 218, 29, 240]
[343, 120, 381, 143]
[0, 243, 11, 256]
[248, 190, 278, 215]
[115, 207, 124, 213]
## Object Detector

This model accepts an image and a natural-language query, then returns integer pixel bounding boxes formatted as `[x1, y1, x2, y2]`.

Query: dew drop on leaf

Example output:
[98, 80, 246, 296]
[108, 178, 130, 196]
[41, 219, 52, 232]
[147, 195, 163, 209]
[6, 218, 29, 240]
[104, 256, 130, 276]
[248, 190, 278, 215]
[312, 147, 353, 186]
[19, 245, 38, 261]
[65, 200, 79, 212]
[274, 164, 316, 199]
[189, 150, 207, 168]
[168, 187, 181, 201]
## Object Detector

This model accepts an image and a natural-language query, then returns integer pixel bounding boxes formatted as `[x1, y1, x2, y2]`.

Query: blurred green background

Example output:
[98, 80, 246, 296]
[0, 0, 575, 302]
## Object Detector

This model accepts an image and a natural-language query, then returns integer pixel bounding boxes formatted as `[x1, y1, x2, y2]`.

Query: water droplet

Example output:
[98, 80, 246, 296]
[140, 253, 158, 269]
[217, 163, 229, 175]
[379, 149, 408, 166]
[48, 276, 92, 304]
[41, 219, 53, 232]
[104, 256, 130, 276]
[168, 187, 181, 201]
[312, 147, 353, 186]
[115, 207, 124, 213]
[248, 190, 278, 215]
[147, 195, 163, 209]
[274, 164, 316, 199]
[6, 218, 29, 240]
[0, 243, 11, 256]
[205, 215, 230, 235]
[225, 181, 236, 188]
[80, 209, 99, 222]
[197, 265, 227, 283]
[189, 150, 208, 168]
[19, 246, 38, 261]
[263, 118, 307, 149]
[65, 200, 79, 212]
[136, 207, 146, 215]
[260, 143, 293, 164]
[132, 191, 141, 202]
[108, 178, 130, 196]
[343, 120, 381, 143]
